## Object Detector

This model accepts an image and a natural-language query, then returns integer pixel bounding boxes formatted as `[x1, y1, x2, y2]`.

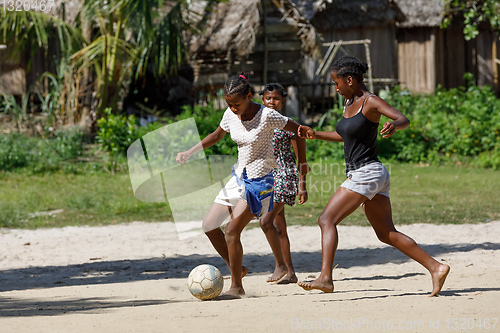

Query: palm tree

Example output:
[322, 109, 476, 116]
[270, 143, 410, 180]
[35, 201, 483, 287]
[0, 10, 85, 128]
[0, 10, 84, 65]
[1, 0, 222, 122]
[71, 0, 199, 114]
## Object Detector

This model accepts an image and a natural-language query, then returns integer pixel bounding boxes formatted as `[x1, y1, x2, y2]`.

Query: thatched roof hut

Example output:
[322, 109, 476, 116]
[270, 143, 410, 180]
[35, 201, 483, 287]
[393, 0, 498, 94]
[393, 0, 444, 28]
[188, 0, 321, 93]
[291, 0, 405, 31]
[189, 0, 261, 60]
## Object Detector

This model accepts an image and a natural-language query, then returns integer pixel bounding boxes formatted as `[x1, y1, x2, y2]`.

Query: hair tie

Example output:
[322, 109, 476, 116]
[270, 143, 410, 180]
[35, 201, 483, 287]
[239, 75, 246, 80]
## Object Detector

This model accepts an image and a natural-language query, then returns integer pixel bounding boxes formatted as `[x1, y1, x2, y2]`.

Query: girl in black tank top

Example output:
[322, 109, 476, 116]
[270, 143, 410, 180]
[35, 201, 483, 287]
[297, 55, 450, 297]
[335, 94, 379, 174]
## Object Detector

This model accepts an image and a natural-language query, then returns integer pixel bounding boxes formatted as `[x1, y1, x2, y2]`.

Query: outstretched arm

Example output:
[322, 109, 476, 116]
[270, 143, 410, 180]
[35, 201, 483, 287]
[298, 125, 343, 142]
[176, 126, 227, 164]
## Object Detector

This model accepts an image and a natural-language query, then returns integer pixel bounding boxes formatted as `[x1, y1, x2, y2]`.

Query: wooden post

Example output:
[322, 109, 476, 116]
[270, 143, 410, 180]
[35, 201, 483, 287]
[430, 29, 436, 91]
[363, 40, 374, 92]
[493, 37, 499, 92]
[318, 39, 373, 92]
[263, 0, 268, 84]
[0, 44, 5, 94]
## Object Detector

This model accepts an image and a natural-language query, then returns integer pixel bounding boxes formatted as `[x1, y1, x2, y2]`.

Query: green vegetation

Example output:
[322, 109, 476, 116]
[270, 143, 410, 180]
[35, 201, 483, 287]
[0, 127, 88, 173]
[0, 79, 499, 229]
[316, 79, 500, 169]
[1, 2, 497, 230]
[0, 160, 498, 229]
[0, 1, 226, 118]
[443, 0, 500, 40]
[0, 171, 169, 229]
[287, 159, 499, 227]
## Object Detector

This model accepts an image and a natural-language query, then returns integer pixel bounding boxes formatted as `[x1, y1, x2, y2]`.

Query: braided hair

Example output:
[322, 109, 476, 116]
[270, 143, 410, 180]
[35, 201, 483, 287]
[224, 72, 252, 97]
[258, 83, 288, 97]
[331, 56, 369, 82]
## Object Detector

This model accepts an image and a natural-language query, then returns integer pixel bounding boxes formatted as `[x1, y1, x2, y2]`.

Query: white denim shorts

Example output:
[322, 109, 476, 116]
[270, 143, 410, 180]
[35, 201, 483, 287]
[340, 162, 390, 200]
[214, 175, 272, 217]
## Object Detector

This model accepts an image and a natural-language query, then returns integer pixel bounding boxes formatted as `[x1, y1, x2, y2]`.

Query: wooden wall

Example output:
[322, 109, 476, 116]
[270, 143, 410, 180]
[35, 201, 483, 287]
[193, 0, 303, 88]
[0, 49, 25, 96]
[232, 0, 303, 86]
[397, 27, 436, 93]
[398, 25, 499, 95]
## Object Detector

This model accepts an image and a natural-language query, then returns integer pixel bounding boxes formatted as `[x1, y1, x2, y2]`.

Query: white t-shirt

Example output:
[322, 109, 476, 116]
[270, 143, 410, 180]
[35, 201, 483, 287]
[220, 105, 289, 179]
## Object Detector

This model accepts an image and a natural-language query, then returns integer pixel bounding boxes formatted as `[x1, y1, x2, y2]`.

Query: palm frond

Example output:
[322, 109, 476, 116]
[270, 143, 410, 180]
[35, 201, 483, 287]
[71, 34, 138, 70]
[0, 11, 85, 58]
[135, 1, 192, 79]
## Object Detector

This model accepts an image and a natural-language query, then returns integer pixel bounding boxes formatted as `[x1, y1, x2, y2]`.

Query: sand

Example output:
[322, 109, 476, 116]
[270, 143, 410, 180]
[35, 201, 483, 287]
[1, 220, 499, 332]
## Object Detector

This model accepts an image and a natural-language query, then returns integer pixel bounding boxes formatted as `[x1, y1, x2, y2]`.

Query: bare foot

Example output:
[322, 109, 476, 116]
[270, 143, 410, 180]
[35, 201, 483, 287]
[298, 278, 334, 293]
[429, 263, 450, 297]
[224, 287, 245, 299]
[276, 273, 298, 285]
[266, 265, 287, 283]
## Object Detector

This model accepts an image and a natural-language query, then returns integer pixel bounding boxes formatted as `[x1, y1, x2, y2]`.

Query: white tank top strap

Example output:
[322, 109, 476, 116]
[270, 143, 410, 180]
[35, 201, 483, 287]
[354, 94, 376, 115]
[343, 98, 355, 114]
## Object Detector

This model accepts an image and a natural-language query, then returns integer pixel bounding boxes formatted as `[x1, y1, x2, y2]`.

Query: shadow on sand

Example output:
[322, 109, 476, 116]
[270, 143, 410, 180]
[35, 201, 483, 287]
[1, 242, 497, 294]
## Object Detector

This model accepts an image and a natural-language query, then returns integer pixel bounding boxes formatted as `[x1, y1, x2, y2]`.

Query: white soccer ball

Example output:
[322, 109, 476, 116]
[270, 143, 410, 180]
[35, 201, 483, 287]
[187, 264, 224, 300]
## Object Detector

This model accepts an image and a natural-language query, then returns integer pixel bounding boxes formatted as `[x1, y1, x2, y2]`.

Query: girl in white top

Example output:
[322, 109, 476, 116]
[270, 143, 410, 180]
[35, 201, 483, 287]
[176, 73, 302, 298]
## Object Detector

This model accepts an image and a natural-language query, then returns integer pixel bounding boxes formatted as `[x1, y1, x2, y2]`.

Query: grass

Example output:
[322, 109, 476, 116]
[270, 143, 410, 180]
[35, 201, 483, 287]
[0, 171, 170, 229]
[287, 159, 500, 227]
[0, 159, 498, 229]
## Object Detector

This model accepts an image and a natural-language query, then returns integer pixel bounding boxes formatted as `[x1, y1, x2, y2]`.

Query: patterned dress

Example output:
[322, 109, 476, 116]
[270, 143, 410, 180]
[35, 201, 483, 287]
[272, 129, 299, 206]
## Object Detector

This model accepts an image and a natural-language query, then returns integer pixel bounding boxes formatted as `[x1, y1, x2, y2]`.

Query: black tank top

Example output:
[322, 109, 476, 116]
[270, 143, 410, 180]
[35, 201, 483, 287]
[335, 95, 379, 175]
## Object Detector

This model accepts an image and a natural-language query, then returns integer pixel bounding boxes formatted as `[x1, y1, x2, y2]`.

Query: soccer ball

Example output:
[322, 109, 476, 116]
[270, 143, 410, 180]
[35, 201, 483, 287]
[187, 264, 224, 300]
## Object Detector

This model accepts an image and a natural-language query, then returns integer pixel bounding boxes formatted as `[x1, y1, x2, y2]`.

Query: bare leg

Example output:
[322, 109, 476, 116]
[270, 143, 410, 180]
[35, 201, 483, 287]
[260, 202, 288, 282]
[273, 207, 298, 284]
[298, 187, 366, 293]
[203, 203, 248, 277]
[224, 199, 256, 297]
[363, 194, 450, 296]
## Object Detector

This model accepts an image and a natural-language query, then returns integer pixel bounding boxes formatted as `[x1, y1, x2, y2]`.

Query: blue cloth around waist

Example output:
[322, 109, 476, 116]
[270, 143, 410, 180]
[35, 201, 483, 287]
[232, 168, 274, 216]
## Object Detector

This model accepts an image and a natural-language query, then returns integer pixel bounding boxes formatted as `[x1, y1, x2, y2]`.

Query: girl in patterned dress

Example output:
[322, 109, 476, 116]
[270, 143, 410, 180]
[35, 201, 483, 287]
[259, 83, 310, 284]
[176, 74, 305, 298]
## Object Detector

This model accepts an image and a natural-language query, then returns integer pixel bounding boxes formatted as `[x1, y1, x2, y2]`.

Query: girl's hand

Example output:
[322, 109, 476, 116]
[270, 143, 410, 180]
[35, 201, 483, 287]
[298, 189, 308, 204]
[176, 151, 191, 165]
[380, 121, 396, 138]
[298, 125, 316, 139]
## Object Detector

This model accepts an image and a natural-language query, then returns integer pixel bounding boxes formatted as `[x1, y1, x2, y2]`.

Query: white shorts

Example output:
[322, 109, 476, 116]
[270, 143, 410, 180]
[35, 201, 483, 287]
[214, 175, 246, 207]
[340, 162, 390, 200]
[214, 175, 272, 217]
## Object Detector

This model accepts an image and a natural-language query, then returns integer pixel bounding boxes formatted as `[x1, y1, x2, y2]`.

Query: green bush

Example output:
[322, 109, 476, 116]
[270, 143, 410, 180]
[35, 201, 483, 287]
[96, 108, 137, 156]
[0, 127, 88, 172]
[309, 77, 500, 169]
[379, 81, 500, 168]
[177, 103, 237, 157]
[3, 77, 498, 173]
[0, 133, 34, 170]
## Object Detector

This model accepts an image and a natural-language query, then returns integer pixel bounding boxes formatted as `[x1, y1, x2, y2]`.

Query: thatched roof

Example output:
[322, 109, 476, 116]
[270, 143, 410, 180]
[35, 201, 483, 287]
[393, 0, 444, 28]
[289, 0, 327, 21]
[189, 0, 261, 59]
[291, 0, 405, 31]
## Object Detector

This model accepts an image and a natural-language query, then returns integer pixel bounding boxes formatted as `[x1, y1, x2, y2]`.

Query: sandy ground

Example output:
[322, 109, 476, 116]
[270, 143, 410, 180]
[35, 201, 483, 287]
[1, 220, 499, 333]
